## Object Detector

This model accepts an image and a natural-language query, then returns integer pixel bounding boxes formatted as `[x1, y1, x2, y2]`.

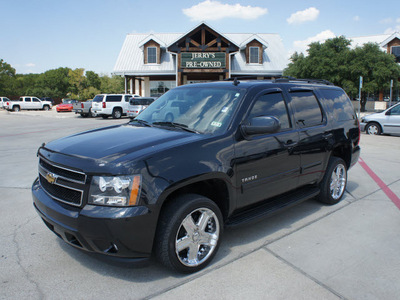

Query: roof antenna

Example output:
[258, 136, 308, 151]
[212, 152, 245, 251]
[233, 77, 240, 86]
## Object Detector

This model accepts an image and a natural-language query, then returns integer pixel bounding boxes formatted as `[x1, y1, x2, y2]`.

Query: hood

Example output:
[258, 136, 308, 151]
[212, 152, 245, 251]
[44, 124, 202, 164]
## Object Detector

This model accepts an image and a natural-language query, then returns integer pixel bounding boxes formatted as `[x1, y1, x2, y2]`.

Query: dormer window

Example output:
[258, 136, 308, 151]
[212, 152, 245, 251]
[147, 47, 157, 64]
[391, 46, 400, 63]
[249, 47, 260, 64]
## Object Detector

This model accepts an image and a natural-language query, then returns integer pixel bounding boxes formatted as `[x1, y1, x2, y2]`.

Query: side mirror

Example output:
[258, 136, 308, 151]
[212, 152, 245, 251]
[241, 116, 281, 136]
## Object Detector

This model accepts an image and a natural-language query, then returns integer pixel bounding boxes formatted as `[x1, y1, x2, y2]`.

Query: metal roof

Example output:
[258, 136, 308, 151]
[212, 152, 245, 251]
[113, 31, 288, 76]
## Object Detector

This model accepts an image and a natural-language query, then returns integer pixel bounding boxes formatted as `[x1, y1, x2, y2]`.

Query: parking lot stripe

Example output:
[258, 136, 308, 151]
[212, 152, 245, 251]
[358, 157, 400, 210]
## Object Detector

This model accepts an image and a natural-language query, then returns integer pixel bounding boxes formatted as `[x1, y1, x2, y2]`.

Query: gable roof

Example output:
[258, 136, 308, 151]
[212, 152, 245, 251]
[380, 32, 400, 47]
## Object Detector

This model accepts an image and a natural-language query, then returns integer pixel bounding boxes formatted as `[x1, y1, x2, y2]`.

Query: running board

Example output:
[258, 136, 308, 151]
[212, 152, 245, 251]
[225, 187, 320, 228]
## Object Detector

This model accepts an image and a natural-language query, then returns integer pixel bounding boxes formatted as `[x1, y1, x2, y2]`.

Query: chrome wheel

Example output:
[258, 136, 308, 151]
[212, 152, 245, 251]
[330, 163, 347, 200]
[175, 207, 220, 267]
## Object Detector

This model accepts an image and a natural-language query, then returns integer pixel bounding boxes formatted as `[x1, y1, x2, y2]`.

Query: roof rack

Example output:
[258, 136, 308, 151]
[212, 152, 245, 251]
[273, 76, 334, 86]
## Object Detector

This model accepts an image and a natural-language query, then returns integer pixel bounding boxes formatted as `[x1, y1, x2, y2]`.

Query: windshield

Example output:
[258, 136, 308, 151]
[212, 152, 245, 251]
[135, 86, 244, 134]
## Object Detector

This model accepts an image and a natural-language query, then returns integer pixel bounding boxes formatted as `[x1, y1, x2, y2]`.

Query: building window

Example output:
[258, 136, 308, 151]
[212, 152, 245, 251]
[147, 47, 157, 64]
[150, 81, 176, 97]
[391, 46, 400, 63]
[249, 47, 259, 64]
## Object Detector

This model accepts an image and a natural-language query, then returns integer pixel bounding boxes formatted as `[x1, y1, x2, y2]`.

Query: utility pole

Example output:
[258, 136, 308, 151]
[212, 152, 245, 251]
[358, 76, 363, 120]
[390, 79, 393, 108]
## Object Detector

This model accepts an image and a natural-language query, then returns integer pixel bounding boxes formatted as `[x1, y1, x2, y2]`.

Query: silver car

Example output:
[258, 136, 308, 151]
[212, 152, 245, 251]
[127, 97, 155, 119]
[360, 102, 400, 135]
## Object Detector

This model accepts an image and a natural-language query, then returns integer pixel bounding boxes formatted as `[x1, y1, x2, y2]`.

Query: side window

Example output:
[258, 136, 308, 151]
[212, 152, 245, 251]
[124, 95, 132, 102]
[290, 91, 323, 128]
[33, 98, 40, 102]
[389, 105, 400, 115]
[247, 92, 290, 130]
[106, 95, 122, 102]
[318, 89, 355, 121]
[25, 98, 32, 102]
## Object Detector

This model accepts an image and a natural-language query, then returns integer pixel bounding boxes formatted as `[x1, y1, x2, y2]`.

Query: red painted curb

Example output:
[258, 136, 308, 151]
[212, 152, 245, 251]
[358, 157, 400, 210]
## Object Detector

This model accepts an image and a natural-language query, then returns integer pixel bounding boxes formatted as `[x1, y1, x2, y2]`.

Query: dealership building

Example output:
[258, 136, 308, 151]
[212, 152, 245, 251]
[113, 23, 288, 97]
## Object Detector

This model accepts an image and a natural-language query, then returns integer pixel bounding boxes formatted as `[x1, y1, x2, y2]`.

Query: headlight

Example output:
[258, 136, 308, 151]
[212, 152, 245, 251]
[89, 175, 141, 206]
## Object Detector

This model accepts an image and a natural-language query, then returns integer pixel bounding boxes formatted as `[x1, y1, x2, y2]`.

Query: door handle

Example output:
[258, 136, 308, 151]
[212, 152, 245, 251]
[323, 132, 333, 140]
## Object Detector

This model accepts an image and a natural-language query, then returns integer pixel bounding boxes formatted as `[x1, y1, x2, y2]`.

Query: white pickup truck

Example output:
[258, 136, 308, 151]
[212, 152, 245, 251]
[4, 96, 52, 111]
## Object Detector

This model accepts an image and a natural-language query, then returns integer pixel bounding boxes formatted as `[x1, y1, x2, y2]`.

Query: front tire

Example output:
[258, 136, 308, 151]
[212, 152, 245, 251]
[366, 122, 381, 135]
[317, 157, 347, 205]
[155, 194, 223, 273]
[43, 105, 50, 111]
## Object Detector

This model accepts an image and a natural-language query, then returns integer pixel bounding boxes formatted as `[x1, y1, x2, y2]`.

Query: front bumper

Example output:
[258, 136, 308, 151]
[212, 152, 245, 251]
[32, 178, 155, 259]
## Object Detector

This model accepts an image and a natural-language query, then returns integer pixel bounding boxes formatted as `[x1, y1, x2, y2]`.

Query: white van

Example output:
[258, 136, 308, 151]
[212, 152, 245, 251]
[127, 97, 156, 119]
[91, 94, 140, 119]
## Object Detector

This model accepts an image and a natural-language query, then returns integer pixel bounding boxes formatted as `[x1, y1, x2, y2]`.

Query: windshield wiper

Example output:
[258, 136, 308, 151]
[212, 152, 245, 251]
[152, 122, 200, 134]
[129, 119, 152, 127]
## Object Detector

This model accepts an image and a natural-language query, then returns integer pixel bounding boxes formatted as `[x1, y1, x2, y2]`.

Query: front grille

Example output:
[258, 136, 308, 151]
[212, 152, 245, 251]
[39, 158, 86, 183]
[38, 158, 86, 207]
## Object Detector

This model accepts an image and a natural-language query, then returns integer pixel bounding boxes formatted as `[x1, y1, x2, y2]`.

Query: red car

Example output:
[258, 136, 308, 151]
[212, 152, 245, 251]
[56, 99, 78, 112]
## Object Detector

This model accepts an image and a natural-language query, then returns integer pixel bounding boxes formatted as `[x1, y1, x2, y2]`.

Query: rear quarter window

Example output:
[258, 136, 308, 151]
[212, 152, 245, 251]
[106, 95, 122, 102]
[318, 89, 356, 121]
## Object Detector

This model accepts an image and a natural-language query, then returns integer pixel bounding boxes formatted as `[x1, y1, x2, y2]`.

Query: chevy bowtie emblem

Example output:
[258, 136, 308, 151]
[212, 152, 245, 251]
[45, 172, 57, 184]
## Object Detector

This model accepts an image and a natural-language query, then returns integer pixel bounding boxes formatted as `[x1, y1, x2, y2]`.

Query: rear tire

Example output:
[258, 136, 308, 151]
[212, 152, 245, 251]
[155, 194, 223, 273]
[13, 106, 20, 112]
[112, 108, 122, 119]
[317, 157, 347, 205]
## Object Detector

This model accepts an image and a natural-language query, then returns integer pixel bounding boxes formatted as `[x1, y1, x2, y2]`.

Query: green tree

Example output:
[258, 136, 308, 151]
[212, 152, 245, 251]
[37, 67, 71, 98]
[100, 75, 124, 94]
[284, 37, 400, 111]
[85, 71, 101, 90]
[68, 68, 85, 99]
[0, 59, 16, 96]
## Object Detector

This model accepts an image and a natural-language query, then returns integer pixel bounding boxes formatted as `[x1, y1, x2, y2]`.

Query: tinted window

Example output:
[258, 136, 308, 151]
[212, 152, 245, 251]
[33, 98, 40, 102]
[290, 91, 323, 128]
[124, 95, 132, 102]
[147, 47, 157, 64]
[25, 98, 31, 102]
[92, 95, 104, 102]
[248, 92, 290, 130]
[318, 89, 355, 121]
[106, 95, 122, 102]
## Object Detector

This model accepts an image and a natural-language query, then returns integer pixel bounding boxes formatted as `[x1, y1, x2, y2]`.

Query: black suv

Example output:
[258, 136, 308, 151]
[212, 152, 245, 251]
[32, 79, 360, 273]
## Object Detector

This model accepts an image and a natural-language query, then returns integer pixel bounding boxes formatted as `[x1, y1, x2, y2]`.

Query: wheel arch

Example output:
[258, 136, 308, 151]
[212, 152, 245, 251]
[158, 177, 231, 223]
[331, 144, 352, 169]
[366, 121, 383, 134]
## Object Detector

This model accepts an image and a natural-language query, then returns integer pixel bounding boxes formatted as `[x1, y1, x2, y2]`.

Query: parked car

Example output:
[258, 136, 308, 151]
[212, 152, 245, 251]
[360, 102, 400, 135]
[91, 94, 140, 119]
[32, 79, 360, 273]
[56, 99, 78, 112]
[127, 97, 156, 119]
[3, 96, 52, 111]
[0, 97, 11, 108]
[72, 100, 96, 117]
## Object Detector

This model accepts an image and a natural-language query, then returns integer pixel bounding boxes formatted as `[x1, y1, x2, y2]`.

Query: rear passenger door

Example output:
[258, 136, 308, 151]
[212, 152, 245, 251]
[287, 88, 331, 186]
[235, 89, 300, 208]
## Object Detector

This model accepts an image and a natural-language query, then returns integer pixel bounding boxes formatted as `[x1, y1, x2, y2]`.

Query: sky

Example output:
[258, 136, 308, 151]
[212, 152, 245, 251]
[1, 0, 400, 75]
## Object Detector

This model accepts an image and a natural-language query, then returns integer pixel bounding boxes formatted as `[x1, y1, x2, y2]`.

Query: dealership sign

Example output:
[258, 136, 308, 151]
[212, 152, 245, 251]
[181, 52, 226, 69]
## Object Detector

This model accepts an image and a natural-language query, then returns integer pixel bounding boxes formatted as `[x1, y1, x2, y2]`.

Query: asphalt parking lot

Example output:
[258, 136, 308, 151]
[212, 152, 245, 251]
[1, 109, 400, 300]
